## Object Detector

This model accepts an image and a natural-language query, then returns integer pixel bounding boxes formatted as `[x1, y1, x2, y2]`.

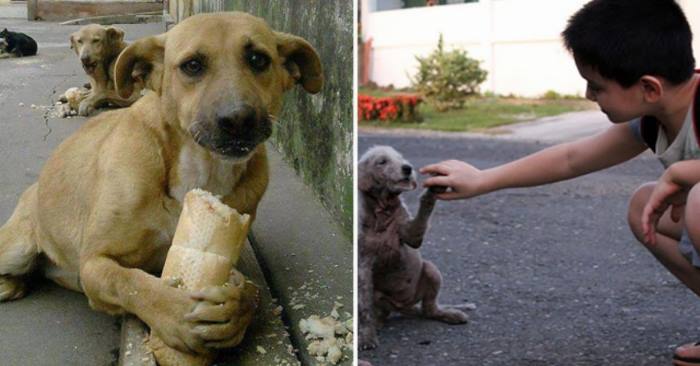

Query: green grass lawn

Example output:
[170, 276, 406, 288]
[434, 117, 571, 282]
[359, 88, 595, 132]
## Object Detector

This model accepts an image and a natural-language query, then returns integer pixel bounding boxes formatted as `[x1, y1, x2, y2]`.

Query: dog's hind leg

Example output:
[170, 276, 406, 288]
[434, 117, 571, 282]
[0, 184, 39, 301]
[418, 260, 468, 324]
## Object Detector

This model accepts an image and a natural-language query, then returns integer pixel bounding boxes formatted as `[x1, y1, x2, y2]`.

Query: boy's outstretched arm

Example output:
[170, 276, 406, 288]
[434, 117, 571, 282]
[421, 122, 646, 200]
[641, 160, 700, 245]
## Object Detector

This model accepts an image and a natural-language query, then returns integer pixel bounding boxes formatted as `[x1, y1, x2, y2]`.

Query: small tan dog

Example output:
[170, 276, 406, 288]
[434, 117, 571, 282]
[70, 24, 140, 116]
[0, 12, 322, 355]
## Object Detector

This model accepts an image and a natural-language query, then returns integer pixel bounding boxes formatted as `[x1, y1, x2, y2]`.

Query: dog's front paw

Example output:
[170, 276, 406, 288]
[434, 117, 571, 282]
[78, 100, 95, 116]
[359, 326, 379, 350]
[185, 270, 260, 350]
[428, 185, 448, 194]
[360, 338, 378, 350]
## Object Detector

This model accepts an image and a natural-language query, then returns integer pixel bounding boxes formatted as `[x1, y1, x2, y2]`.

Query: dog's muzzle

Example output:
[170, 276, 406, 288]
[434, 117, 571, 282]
[81, 56, 98, 74]
[189, 105, 273, 160]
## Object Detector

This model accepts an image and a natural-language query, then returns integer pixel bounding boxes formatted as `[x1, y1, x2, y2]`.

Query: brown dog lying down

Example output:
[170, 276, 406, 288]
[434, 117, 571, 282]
[69, 24, 141, 116]
[358, 146, 467, 351]
[0, 12, 322, 355]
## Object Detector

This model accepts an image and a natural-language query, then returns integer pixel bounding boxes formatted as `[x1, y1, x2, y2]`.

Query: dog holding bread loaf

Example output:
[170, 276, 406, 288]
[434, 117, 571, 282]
[0, 11, 322, 358]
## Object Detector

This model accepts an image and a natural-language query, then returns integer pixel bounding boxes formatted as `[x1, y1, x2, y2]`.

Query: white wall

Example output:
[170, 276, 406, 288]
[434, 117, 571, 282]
[679, 0, 700, 65]
[362, 0, 700, 97]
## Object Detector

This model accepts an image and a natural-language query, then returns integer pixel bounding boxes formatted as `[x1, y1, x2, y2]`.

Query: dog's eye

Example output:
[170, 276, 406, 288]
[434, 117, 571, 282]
[376, 159, 387, 166]
[246, 51, 270, 72]
[92, 39, 99, 44]
[180, 59, 205, 77]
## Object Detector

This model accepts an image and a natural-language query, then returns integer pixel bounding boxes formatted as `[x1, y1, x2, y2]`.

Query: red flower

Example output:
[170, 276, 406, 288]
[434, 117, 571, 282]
[358, 93, 421, 123]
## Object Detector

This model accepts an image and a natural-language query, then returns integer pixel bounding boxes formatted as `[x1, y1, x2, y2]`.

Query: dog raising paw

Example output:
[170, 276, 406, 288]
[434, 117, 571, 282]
[358, 146, 468, 350]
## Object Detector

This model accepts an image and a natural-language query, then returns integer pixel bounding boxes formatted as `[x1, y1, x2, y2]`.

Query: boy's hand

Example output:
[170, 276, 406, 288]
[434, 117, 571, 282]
[420, 160, 483, 200]
[641, 177, 684, 246]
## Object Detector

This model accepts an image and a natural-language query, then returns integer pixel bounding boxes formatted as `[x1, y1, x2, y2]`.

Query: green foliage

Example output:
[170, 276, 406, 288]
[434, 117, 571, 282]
[410, 34, 488, 112]
[541, 89, 585, 100]
[542, 90, 562, 100]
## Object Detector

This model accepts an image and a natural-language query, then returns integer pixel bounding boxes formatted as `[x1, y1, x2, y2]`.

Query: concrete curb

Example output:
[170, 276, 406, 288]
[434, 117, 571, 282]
[119, 315, 156, 366]
[251, 147, 354, 365]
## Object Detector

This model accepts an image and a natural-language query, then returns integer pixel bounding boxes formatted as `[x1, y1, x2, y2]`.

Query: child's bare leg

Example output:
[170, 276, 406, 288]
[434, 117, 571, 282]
[686, 184, 700, 260]
[418, 260, 468, 324]
[673, 183, 700, 362]
[627, 182, 700, 294]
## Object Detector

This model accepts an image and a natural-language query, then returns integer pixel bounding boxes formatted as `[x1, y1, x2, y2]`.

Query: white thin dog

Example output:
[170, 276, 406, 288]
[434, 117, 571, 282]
[358, 145, 467, 351]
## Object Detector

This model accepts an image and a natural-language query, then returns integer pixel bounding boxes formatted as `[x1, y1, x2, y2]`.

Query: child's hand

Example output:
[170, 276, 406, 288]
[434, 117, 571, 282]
[641, 176, 684, 246]
[420, 160, 483, 200]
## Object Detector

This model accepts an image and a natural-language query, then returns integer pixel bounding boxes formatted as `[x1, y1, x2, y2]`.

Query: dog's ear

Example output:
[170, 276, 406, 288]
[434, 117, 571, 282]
[114, 34, 166, 99]
[357, 158, 374, 192]
[105, 26, 125, 44]
[275, 32, 323, 94]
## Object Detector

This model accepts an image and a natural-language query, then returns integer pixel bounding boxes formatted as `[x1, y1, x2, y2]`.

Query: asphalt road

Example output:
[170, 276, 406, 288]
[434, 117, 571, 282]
[359, 131, 700, 366]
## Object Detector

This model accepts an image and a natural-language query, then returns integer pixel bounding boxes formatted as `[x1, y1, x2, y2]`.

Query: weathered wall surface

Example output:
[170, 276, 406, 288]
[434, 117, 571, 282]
[29, 0, 162, 22]
[170, 0, 353, 235]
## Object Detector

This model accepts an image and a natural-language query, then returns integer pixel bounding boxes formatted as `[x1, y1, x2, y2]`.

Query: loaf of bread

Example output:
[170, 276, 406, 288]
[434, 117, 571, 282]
[149, 189, 251, 366]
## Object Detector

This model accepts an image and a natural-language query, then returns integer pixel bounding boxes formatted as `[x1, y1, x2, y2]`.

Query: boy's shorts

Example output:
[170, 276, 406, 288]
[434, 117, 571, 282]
[679, 229, 700, 268]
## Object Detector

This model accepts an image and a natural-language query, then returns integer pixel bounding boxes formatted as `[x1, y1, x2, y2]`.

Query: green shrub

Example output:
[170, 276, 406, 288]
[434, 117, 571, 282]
[541, 90, 585, 100]
[410, 34, 488, 112]
[542, 90, 561, 100]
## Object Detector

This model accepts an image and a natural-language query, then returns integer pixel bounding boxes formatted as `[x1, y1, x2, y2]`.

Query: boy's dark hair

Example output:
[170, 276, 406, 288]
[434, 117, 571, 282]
[563, 0, 694, 87]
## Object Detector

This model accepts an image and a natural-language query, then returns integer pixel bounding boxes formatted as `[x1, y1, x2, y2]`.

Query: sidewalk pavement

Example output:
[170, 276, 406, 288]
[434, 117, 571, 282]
[486, 109, 610, 143]
[0, 17, 164, 366]
[0, 13, 352, 366]
[361, 109, 611, 144]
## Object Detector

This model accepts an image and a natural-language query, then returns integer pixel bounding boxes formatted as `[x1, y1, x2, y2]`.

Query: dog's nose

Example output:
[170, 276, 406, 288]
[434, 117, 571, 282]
[401, 164, 413, 176]
[217, 104, 257, 133]
[80, 56, 91, 65]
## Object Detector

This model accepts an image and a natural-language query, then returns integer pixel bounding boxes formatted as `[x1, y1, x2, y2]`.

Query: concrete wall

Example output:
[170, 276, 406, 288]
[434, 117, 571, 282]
[361, 0, 700, 97]
[170, 0, 353, 234]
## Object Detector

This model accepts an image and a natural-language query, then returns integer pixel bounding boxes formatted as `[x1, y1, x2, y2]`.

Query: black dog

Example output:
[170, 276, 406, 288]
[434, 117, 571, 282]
[0, 28, 37, 57]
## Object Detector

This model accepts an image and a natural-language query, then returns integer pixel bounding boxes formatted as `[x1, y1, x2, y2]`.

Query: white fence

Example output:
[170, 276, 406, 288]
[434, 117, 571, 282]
[361, 0, 700, 97]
